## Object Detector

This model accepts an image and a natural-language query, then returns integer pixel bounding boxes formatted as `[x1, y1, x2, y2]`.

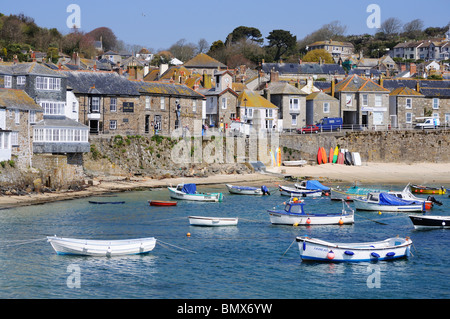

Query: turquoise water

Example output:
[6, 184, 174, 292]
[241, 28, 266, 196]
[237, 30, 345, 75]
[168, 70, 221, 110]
[0, 183, 449, 299]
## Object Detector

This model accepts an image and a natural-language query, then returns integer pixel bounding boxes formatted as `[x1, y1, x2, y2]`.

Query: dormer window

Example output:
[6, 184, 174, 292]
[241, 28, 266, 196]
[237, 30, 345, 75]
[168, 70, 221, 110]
[36, 77, 61, 91]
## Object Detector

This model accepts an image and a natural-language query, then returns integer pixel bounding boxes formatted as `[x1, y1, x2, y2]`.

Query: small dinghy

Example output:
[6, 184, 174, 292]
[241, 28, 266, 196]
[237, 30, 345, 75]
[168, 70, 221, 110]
[168, 184, 223, 202]
[226, 184, 269, 195]
[410, 184, 446, 195]
[295, 236, 412, 262]
[148, 200, 177, 206]
[279, 185, 322, 197]
[47, 236, 156, 257]
[188, 216, 238, 227]
[88, 201, 125, 205]
[409, 215, 450, 229]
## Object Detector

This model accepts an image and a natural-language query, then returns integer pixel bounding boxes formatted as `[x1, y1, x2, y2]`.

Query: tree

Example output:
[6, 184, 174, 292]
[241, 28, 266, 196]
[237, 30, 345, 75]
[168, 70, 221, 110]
[298, 21, 347, 52]
[380, 17, 403, 36]
[403, 19, 424, 39]
[197, 38, 209, 54]
[87, 27, 117, 51]
[227, 26, 263, 44]
[302, 49, 334, 63]
[169, 38, 197, 62]
[266, 29, 297, 62]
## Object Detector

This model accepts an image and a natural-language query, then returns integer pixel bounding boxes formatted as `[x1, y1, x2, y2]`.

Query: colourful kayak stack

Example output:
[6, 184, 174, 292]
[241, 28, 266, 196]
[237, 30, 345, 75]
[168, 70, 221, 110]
[317, 146, 344, 165]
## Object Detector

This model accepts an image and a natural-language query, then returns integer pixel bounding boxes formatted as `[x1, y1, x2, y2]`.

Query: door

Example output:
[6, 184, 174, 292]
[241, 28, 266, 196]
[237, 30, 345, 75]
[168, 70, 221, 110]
[154, 115, 162, 133]
[89, 120, 99, 134]
[145, 115, 150, 133]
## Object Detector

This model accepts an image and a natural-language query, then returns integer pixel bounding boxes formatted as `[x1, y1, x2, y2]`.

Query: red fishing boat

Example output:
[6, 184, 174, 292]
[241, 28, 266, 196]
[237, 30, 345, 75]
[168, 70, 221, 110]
[148, 200, 177, 207]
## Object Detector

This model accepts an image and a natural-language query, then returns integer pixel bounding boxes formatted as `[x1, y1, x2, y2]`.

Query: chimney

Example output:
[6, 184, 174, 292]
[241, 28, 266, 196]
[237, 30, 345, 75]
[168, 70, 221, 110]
[13, 55, 18, 64]
[270, 69, 279, 82]
[331, 78, 335, 97]
[159, 63, 168, 77]
[409, 63, 417, 76]
[264, 87, 271, 101]
[379, 77, 384, 87]
[416, 81, 420, 93]
[400, 63, 406, 72]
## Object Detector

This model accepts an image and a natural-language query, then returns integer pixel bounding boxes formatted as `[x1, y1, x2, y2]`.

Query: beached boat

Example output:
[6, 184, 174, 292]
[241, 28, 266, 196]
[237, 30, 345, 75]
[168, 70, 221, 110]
[353, 192, 425, 212]
[148, 200, 177, 206]
[168, 184, 223, 202]
[88, 200, 125, 205]
[295, 236, 413, 262]
[409, 215, 450, 229]
[188, 216, 238, 226]
[330, 185, 387, 201]
[279, 185, 322, 197]
[410, 184, 447, 195]
[282, 160, 307, 167]
[47, 236, 157, 257]
[268, 199, 354, 226]
[294, 180, 330, 193]
[226, 184, 270, 195]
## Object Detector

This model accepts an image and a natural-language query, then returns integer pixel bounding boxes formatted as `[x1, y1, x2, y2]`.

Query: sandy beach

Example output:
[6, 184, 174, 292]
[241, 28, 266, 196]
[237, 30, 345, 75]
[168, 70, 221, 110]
[0, 162, 448, 209]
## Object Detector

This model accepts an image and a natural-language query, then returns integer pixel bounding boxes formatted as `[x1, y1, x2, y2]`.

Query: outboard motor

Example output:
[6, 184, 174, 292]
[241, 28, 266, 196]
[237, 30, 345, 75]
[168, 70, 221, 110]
[427, 195, 443, 206]
[261, 185, 270, 196]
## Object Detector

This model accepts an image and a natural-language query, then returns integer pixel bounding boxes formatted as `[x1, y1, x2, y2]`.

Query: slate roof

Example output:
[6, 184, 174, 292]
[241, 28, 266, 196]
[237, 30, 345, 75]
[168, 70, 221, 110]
[268, 82, 307, 95]
[420, 88, 450, 97]
[262, 63, 346, 75]
[332, 74, 389, 92]
[0, 88, 43, 111]
[33, 115, 89, 128]
[306, 91, 338, 101]
[61, 71, 140, 96]
[238, 90, 277, 109]
[183, 53, 227, 69]
[389, 87, 424, 96]
[135, 81, 204, 98]
[0, 62, 65, 77]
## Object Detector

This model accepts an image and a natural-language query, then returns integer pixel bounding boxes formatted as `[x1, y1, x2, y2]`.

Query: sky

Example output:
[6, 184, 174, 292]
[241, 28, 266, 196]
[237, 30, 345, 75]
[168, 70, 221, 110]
[1, 0, 449, 52]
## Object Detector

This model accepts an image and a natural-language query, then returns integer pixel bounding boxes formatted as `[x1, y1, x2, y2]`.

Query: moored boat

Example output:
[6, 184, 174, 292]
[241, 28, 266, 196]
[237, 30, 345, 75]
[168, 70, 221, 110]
[409, 215, 450, 229]
[268, 199, 354, 226]
[226, 184, 270, 195]
[410, 184, 446, 195]
[279, 185, 322, 197]
[353, 192, 425, 212]
[47, 236, 157, 257]
[88, 201, 125, 205]
[330, 185, 387, 201]
[282, 160, 307, 167]
[295, 236, 412, 262]
[388, 184, 437, 210]
[148, 200, 177, 206]
[168, 184, 223, 202]
[188, 216, 238, 227]
[294, 180, 330, 193]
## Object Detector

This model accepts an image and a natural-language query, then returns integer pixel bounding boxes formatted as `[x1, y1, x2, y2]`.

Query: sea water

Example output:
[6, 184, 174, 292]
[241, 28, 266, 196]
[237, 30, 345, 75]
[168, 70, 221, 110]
[0, 183, 449, 299]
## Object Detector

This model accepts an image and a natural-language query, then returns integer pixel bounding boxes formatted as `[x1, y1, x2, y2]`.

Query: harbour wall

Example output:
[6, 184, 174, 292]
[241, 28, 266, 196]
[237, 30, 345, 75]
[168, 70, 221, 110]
[280, 130, 450, 164]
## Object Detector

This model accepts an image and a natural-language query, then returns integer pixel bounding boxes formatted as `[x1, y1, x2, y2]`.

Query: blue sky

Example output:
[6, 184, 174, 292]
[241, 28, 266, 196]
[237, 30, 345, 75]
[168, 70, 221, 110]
[1, 0, 449, 51]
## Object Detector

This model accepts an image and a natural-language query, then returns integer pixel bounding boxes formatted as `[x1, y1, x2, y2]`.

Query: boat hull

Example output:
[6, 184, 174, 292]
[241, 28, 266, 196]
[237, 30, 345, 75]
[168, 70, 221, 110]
[410, 185, 446, 195]
[47, 236, 156, 257]
[188, 216, 238, 227]
[268, 211, 354, 225]
[148, 200, 177, 206]
[353, 199, 425, 212]
[409, 215, 450, 229]
[226, 184, 263, 195]
[279, 186, 322, 197]
[282, 160, 307, 166]
[296, 236, 412, 262]
[168, 187, 223, 202]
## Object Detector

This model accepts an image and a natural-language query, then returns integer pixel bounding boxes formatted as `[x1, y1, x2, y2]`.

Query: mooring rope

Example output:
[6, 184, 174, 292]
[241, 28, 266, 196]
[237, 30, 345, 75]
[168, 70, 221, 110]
[157, 239, 197, 254]
[2, 237, 47, 247]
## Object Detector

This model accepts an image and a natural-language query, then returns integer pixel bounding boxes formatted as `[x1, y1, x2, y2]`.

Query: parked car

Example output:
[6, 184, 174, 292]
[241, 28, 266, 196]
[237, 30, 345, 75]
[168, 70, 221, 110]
[414, 117, 440, 129]
[297, 124, 319, 134]
[316, 117, 343, 131]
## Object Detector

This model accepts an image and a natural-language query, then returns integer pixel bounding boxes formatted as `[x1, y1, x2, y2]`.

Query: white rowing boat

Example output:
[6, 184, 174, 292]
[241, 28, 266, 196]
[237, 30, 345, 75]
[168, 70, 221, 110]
[47, 236, 157, 257]
[168, 183, 223, 202]
[188, 216, 238, 227]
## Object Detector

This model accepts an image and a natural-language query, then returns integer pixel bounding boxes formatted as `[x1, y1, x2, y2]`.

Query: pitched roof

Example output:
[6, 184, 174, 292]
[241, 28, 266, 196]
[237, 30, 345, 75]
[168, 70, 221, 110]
[389, 87, 423, 96]
[33, 115, 89, 128]
[238, 90, 277, 109]
[268, 82, 306, 95]
[62, 71, 140, 96]
[0, 88, 43, 111]
[183, 53, 227, 69]
[0, 62, 65, 77]
[306, 91, 338, 101]
[134, 81, 204, 98]
[262, 62, 345, 75]
[332, 74, 389, 92]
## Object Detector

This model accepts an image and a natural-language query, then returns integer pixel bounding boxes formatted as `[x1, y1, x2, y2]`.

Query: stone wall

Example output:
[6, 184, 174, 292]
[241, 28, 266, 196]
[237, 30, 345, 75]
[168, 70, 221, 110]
[280, 130, 450, 164]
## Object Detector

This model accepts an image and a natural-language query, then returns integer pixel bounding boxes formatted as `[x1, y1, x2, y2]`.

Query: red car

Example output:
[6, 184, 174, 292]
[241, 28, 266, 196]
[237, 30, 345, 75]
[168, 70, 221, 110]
[297, 125, 319, 134]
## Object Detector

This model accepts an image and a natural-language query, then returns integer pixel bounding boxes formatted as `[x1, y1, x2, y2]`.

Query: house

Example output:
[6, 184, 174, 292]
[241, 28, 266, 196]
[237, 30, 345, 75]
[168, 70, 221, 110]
[263, 81, 308, 132]
[305, 91, 340, 126]
[197, 71, 238, 129]
[327, 74, 390, 129]
[388, 86, 425, 129]
[62, 70, 141, 135]
[237, 90, 278, 132]
[183, 53, 227, 76]
[133, 81, 205, 135]
[393, 37, 450, 61]
[0, 89, 43, 166]
[307, 40, 355, 61]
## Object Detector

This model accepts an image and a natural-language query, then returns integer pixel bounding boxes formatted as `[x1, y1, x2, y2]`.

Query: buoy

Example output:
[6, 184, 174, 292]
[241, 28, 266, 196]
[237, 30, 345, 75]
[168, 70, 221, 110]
[378, 211, 382, 215]
[339, 219, 344, 225]
[324, 192, 329, 196]
[347, 196, 351, 200]
[293, 197, 298, 202]
[186, 233, 191, 237]
[327, 250, 335, 260]
[306, 218, 311, 224]
[293, 222, 299, 226]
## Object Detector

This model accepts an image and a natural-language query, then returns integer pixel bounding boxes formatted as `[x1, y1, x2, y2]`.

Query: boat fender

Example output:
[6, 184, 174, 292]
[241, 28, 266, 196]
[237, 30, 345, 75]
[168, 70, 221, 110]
[339, 219, 344, 225]
[327, 250, 335, 260]
[371, 252, 380, 258]
[386, 252, 396, 257]
[306, 218, 311, 224]
[261, 185, 270, 195]
[344, 251, 354, 256]
[303, 242, 306, 251]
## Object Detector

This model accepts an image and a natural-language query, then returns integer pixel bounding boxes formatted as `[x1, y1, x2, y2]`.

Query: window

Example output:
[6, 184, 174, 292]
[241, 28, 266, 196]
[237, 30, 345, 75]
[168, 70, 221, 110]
[4, 76, 12, 88]
[323, 102, 330, 113]
[29, 110, 36, 124]
[11, 132, 18, 146]
[145, 97, 150, 110]
[221, 97, 227, 109]
[110, 120, 117, 130]
[35, 77, 61, 91]
[15, 109, 20, 124]
[406, 112, 412, 123]
[40, 101, 65, 115]
[91, 97, 100, 113]
[72, 102, 77, 113]
[17, 76, 26, 86]
[111, 98, 117, 112]
[375, 94, 382, 107]
[432, 98, 439, 109]
[289, 98, 299, 110]
[160, 97, 165, 110]
[406, 98, 412, 109]
[265, 109, 273, 118]
[291, 114, 297, 126]
[362, 94, 368, 106]
[193, 100, 197, 112]
[345, 94, 352, 106]
[245, 108, 253, 118]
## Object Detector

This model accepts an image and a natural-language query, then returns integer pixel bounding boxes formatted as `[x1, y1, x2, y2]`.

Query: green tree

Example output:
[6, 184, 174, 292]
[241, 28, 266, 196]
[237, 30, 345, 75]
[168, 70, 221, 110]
[302, 49, 334, 63]
[266, 29, 297, 62]
[227, 26, 263, 44]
